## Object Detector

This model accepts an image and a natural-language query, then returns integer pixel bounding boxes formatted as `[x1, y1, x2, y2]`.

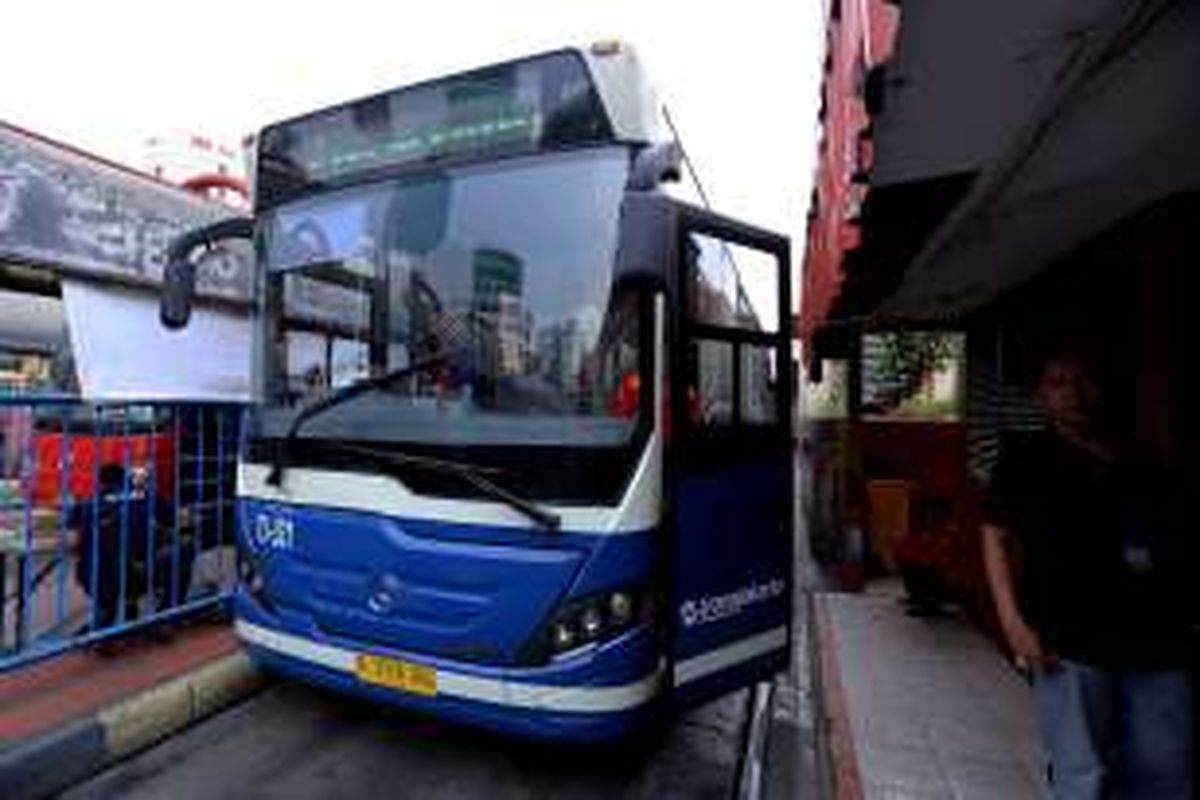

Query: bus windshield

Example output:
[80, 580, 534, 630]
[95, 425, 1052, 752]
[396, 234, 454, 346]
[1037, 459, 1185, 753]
[251, 147, 641, 451]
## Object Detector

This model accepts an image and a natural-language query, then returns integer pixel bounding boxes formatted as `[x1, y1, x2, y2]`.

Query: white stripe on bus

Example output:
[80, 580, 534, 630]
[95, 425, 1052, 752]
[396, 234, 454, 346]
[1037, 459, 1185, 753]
[672, 626, 789, 687]
[235, 620, 664, 714]
[237, 433, 661, 536]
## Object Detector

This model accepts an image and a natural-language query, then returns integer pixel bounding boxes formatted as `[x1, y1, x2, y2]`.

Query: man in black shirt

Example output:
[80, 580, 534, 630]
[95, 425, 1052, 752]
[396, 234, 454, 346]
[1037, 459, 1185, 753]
[982, 350, 1195, 799]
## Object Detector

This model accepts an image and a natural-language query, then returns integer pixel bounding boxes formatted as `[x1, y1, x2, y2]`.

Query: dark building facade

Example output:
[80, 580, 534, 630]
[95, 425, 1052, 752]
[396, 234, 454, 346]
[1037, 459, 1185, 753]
[800, 0, 1200, 620]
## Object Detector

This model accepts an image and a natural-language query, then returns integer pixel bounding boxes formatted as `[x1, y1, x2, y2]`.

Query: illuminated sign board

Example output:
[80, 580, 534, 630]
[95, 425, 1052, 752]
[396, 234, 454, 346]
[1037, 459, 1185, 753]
[256, 51, 612, 209]
[306, 110, 540, 180]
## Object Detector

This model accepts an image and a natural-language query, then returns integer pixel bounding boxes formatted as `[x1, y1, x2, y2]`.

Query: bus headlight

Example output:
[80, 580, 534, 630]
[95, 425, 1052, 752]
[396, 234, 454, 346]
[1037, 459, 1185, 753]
[608, 591, 635, 626]
[535, 586, 643, 661]
[580, 606, 604, 640]
[552, 621, 578, 652]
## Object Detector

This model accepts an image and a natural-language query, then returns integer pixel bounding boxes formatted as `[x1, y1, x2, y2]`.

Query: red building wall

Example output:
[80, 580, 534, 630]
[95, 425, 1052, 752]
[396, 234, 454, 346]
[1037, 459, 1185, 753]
[800, 0, 898, 347]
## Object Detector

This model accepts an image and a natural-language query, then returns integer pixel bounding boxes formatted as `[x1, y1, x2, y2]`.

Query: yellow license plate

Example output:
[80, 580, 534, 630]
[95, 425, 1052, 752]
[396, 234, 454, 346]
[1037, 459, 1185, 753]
[355, 654, 438, 697]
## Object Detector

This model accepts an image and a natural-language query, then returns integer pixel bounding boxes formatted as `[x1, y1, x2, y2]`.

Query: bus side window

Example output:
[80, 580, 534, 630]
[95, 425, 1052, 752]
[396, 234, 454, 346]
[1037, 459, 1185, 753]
[691, 339, 734, 426]
[686, 233, 779, 334]
[684, 229, 782, 429]
[740, 345, 778, 425]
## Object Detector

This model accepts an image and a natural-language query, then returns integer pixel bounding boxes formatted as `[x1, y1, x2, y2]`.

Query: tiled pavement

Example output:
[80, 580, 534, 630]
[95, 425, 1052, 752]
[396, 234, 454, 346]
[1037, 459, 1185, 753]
[817, 583, 1048, 800]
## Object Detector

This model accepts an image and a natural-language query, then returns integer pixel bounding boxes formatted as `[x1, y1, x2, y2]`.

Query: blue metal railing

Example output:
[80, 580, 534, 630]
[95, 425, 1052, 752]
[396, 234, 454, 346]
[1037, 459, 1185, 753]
[0, 396, 243, 671]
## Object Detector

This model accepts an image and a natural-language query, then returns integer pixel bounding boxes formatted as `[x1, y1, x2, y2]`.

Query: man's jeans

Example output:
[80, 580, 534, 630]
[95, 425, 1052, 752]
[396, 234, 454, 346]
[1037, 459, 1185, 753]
[1034, 660, 1195, 800]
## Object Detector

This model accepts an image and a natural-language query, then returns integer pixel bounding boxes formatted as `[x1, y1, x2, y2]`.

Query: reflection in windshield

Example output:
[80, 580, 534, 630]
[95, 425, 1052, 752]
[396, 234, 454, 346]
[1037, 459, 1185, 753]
[254, 148, 639, 447]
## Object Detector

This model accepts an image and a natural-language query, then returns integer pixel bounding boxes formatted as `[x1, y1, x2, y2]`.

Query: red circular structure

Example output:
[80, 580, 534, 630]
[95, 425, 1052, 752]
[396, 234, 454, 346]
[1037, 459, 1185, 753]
[180, 172, 249, 199]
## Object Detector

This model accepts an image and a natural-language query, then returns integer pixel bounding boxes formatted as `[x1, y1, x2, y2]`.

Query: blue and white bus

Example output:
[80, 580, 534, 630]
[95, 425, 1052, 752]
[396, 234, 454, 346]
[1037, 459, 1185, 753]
[162, 43, 794, 740]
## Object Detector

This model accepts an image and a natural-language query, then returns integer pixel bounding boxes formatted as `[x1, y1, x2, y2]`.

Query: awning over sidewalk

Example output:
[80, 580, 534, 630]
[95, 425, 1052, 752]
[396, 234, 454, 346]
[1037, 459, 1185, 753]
[879, 1, 1200, 322]
[820, 0, 1200, 331]
[824, 172, 975, 339]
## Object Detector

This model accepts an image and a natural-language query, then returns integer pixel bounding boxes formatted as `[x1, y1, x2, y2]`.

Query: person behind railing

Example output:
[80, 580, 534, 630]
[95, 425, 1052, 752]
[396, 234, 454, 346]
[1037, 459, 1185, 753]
[70, 463, 193, 637]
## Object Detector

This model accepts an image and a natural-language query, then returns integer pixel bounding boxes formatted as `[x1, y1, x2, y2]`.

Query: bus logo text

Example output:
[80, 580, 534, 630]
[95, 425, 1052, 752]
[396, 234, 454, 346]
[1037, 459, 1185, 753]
[679, 578, 786, 628]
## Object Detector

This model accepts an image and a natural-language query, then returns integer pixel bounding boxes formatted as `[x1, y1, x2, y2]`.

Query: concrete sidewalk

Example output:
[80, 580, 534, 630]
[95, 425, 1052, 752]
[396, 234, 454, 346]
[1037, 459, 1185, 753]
[816, 584, 1047, 799]
[0, 621, 264, 799]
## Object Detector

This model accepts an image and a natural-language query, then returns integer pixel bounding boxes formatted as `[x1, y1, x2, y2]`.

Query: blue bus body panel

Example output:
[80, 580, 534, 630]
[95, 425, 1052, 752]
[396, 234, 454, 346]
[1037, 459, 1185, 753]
[670, 458, 792, 708]
[236, 590, 663, 741]
[240, 499, 655, 667]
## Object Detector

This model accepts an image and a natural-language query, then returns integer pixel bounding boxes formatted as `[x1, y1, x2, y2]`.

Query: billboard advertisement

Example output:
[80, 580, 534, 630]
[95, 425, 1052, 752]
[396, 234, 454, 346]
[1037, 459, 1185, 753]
[0, 120, 250, 299]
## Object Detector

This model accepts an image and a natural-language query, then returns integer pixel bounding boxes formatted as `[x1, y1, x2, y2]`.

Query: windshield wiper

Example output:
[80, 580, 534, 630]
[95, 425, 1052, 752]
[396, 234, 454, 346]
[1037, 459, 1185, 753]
[328, 441, 562, 531]
[263, 356, 562, 531]
[267, 352, 450, 486]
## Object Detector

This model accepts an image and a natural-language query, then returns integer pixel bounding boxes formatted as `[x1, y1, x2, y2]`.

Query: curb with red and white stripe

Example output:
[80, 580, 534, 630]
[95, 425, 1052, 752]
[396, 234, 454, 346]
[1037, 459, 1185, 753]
[0, 651, 265, 800]
[814, 594, 864, 800]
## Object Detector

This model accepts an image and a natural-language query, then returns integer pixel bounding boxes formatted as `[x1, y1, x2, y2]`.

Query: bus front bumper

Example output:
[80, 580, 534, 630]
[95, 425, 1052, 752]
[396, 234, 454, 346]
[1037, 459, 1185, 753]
[234, 592, 664, 741]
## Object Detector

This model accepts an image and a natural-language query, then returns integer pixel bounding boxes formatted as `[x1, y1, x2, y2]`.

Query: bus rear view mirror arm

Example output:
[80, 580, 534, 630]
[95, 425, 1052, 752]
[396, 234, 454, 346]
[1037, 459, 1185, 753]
[161, 216, 254, 330]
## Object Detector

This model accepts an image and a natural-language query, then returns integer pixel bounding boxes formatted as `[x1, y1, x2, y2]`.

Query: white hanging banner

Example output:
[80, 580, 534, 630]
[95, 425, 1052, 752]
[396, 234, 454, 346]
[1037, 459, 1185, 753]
[61, 279, 251, 401]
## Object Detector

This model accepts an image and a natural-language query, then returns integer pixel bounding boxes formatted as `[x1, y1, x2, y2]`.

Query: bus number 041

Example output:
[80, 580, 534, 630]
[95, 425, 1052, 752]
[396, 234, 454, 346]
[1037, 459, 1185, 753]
[254, 512, 295, 552]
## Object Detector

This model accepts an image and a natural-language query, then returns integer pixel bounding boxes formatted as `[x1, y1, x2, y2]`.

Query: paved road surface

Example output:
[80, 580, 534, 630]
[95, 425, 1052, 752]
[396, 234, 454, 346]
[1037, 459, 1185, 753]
[63, 681, 749, 800]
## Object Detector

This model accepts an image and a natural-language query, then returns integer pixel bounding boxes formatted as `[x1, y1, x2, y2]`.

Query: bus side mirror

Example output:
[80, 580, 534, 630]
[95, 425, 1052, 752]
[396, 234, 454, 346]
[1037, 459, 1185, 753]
[161, 258, 197, 330]
[160, 216, 254, 330]
[614, 193, 673, 290]
[628, 142, 682, 191]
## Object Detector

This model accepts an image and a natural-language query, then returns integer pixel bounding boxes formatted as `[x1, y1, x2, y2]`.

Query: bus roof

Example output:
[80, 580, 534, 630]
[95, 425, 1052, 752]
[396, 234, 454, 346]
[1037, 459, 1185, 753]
[257, 42, 662, 147]
[576, 41, 662, 144]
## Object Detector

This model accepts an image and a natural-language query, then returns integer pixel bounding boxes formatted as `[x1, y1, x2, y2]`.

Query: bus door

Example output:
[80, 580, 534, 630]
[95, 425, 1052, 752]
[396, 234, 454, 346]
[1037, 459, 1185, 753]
[668, 209, 793, 709]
